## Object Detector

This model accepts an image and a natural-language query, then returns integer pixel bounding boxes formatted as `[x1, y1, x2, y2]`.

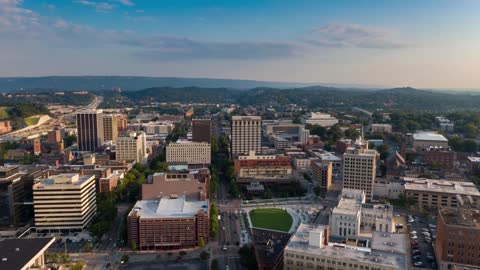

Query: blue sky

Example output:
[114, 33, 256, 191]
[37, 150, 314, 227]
[1, 0, 480, 89]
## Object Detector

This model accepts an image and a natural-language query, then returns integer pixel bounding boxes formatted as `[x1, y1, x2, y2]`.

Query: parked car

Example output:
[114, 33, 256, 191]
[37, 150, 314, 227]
[414, 261, 423, 267]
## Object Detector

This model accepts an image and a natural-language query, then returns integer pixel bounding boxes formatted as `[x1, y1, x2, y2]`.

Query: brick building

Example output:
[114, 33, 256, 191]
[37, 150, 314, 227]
[424, 147, 456, 171]
[234, 151, 292, 183]
[436, 207, 480, 269]
[311, 161, 332, 191]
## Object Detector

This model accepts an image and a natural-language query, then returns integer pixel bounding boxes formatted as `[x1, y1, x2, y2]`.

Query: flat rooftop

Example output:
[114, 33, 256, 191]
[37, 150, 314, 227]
[131, 195, 208, 219]
[34, 173, 94, 188]
[439, 207, 480, 228]
[413, 132, 448, 142]
[404, 178, 480, 196]
[371, 232, 407, 255]
[252, 228, 291, 266]
[232, 115, 261, 120]
[0, 237, 55, 270]
[285, 224, 406, 269]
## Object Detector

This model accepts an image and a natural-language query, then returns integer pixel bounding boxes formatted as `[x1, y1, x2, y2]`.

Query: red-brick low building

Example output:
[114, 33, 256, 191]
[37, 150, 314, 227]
[234, 151, 292, 183]
[424, 147, 456, 171]
[127, 195, 209, 250]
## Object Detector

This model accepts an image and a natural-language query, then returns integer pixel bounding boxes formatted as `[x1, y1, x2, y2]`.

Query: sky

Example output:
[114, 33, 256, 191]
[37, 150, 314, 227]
[1, 0, 480, 89]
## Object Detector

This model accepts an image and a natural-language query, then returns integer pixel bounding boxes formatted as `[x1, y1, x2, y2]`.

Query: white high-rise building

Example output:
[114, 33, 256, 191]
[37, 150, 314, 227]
[33, 173, 96, 231]
[343, 138, 378, 200]
[231, 116, 261, 156]
[166, 140, 211, 165]
[116, 131, 146, 163]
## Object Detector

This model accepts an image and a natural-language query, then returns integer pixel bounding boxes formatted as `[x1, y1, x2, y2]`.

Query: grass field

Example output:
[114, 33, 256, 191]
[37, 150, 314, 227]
[249, 208, 293, 232]
[24, 116, 39, 126]
[0, 107, 9, 119]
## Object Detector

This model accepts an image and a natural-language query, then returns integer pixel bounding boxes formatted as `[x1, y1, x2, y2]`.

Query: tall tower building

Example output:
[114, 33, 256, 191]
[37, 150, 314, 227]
[47, 128, 62, 144]
[342, 139, 378, 200]
[116, 131, 146, 163]
[231, 116, 261, 156]
[102, 114, 118, 143]
[76, 109, 104, 152]
[192, 118, 212, 143]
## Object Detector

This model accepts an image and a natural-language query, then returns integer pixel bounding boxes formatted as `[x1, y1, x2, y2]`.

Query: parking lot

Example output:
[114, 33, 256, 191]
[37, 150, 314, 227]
[407, 214, 437, 269]
[27, 231, 95, 253]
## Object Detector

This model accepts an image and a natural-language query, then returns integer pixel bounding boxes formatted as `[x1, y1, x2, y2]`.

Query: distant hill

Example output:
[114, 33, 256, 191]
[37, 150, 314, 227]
[0, 76, 321, 92]
[113, 86, 480, 112]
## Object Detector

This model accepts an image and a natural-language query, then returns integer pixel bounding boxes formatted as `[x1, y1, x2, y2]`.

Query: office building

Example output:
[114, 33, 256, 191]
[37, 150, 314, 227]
[231, 116, 261, 156]
[343, 141, 378, 200]
[412, 131, 448, 151]
[76, 109, 104, 152]
[301, 112, 338, 127]
[33, 174, 96, 231]
[143, 122, 174, 135]
[371, 124, 392, 134]
[311, 161, 332, 191]
[142, 168, 210, 200]
[251, 228, 291, 270]
[116, 114, 128, 133]
[192, 118, 212, 143]
[116, 131, 146, 163]
[284, 224, 407, 270]
[234, 151, 292, 183]
[424, 147, 456, 171]
[0, 120, 12, 134]
[436, 207, 480, 270]
[127, 195, 209, 250]
[0, 237, 55, 270]
[102, 114, 118, 143]
[330, 189, 394, 238]
[47, 128, 63, 144]
[403, 178, 480, 209]
[166, 140, 211, 165]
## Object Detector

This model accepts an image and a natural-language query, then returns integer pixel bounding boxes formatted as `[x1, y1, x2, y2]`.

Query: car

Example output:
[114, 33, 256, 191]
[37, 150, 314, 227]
[226, 266, 229, 270]
[412, 255, 421, 261]
[411, 242, 419, 247]
[427, 255, 435, 261]
[222, 245, 228, 251]
[410, 235, 418, 240]
[410, 231, 417, 234]
[414, 261, 423, 267]
[105, 263, 111, 268]
[412, 250, 421, 255]
[422, 228, 429, 232]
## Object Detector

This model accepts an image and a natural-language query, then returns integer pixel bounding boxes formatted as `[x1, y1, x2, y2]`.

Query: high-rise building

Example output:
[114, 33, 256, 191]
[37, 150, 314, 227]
[231, 116, 261, 156]
[343, 139, 378, 200]
[76, 109, 104, 152]
[192, 118, 212, 143]
[116, 114, 128, 133]
[47, 128, 62, 144]
[311, 161, 332, 191]
[33, 173, 96, 231]
[166, 140, 211, 165]
[102, 114, 118, 143]
[116, 131, 146, 163]
[436, 207, 480, 269]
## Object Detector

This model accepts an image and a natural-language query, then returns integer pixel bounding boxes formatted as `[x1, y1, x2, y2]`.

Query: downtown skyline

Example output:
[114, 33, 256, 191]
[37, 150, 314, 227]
[1, 0, 480, 89]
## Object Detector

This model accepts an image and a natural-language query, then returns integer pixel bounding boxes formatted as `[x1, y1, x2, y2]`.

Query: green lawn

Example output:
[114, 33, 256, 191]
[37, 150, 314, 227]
[249, 208, 293, 232]
[0, 107, 9, 119]
[24, 116, 39, 126]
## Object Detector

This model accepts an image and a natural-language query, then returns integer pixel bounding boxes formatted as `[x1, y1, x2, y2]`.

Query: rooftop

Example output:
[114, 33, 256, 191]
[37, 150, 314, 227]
[439, 207, 480, 228]
[371, 232, 407, 255]
[232, 115, 261, 120]
[251, 228, 291, 266]
[34, 173, 94, 188]
[131, 195, 208, 219]
[413, 132, 448, 142]
[404, 178, 480, 196]
[285, 224, 406, 269]
[0, 237, 55, 270]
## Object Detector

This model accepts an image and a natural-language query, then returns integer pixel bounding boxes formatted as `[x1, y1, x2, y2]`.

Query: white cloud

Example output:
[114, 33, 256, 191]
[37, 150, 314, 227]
[74, 0, 114, 13]
[305, 23, 410, 49]
[115, 0, 134, 6]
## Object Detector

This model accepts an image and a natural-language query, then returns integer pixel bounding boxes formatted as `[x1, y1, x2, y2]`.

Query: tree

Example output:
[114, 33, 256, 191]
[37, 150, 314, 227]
[463, 139, 478, 153]
[198, 237, 206, 248]
[448, 136, 464, 151]
[200, 251, 210, 260]
[179, 250, 187, 256]
[71, 261, 85, 270]
[130, 240, 137, 251]
[210, 203, 219, 237]
[376, 144, 390, 160]
[83, 242, 93, 252]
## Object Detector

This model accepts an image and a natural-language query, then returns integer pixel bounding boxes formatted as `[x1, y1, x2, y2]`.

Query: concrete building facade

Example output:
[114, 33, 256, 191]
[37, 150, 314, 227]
[231, 116, 261, 156]
[166, 140, 211, 165]
[102, 114, 118, 143]
[116, 131, 146, 163]
[33, 174, 96, 232]
[343, 145, 378, 200]
[192, 118, 212, 143]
